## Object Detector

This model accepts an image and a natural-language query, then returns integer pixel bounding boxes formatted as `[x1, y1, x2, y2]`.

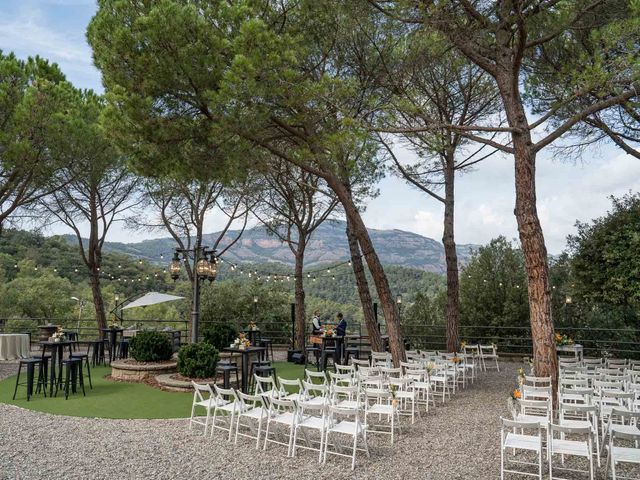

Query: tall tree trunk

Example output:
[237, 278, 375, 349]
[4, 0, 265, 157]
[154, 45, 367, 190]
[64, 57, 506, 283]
[346, 216, 384, 351]
[443, 161, 460, 353]
[497, 71, 558, 391]
[89, 264, 107, 334]
[293, 236, 306, 351]
[324, 175, 405, 365]
[88, 195, 106, 337]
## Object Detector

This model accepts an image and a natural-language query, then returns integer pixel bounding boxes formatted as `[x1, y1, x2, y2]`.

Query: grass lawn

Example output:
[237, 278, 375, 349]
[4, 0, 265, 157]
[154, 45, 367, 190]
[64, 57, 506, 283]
[0, 361, 305, 419]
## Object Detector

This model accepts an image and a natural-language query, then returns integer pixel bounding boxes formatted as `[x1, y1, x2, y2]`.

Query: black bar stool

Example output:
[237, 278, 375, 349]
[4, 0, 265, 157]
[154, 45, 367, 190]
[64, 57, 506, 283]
[86, 340, 105, 366]
[250, 365, 276, 392]
[40, 354, 52, 391]
[70, 352, 93, 389]
[58, 358, 86, 399]
[304, 345, 321, 370]
[118, 338, 130, 359]
[344, 345, 360, 364]
[320, 348, 338, 372]
[249, 359, 271, 381]
[12, 358, 46, 401]
[259, 338, 274, 361]
[216, 362, 240, 389]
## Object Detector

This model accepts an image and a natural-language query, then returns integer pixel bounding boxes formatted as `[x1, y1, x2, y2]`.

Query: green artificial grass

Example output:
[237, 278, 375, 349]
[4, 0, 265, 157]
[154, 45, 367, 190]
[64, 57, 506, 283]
[0, 361, 305, 419]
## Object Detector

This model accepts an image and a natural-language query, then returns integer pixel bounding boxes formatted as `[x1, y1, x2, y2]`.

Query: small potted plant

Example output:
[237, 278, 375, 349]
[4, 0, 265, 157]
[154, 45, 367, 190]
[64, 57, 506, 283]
[51, 327, 66, 343]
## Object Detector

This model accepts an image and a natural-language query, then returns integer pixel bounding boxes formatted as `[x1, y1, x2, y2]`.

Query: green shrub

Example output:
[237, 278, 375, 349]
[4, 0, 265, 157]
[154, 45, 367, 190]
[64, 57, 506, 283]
[201, 322, 237, 350]
[129, 331, 173, 362]
[177, 342, 219, 378]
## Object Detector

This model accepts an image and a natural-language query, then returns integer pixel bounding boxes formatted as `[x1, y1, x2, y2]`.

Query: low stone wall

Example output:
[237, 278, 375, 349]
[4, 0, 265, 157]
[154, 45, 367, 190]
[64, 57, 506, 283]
[111, 359, 177, 382]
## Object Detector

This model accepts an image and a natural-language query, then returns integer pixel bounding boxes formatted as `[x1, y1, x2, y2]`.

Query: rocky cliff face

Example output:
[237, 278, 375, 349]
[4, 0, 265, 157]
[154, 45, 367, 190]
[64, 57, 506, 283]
[99, 220, 477, 274]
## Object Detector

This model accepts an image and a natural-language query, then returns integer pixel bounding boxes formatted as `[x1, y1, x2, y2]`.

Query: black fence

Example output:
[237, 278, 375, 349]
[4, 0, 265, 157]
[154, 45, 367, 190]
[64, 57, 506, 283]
[403, 324, 640, 359]
[0, 317, 190, 345]
[2, 316, 638, 359]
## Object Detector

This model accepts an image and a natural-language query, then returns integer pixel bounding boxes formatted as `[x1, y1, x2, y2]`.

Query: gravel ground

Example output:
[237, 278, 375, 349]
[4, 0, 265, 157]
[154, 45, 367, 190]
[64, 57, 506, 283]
[0, 361, 635, 480]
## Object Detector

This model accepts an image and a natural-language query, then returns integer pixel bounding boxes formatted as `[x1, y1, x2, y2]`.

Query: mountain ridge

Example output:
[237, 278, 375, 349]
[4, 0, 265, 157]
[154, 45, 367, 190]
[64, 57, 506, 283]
[65, 220, 478, 274]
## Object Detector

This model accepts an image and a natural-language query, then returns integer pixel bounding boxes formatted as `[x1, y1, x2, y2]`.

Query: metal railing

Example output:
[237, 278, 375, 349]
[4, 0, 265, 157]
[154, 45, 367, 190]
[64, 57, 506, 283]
[3, 316, 638, 359]
[403, 324, 640, 359]
[0, 317, 190, 346]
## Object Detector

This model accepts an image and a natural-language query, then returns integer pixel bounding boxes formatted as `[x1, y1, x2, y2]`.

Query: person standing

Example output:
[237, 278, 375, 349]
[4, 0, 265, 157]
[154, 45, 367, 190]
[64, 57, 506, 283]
[311, 310, 322, 334]
[336, 312, 347, 337]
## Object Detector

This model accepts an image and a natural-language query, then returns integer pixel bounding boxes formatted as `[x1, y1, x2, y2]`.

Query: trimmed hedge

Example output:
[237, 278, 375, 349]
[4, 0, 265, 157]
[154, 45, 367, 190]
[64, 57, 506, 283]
[201, 322, 237, 350]
[177, 342, 219, 379]
[129, 331, 173, 362]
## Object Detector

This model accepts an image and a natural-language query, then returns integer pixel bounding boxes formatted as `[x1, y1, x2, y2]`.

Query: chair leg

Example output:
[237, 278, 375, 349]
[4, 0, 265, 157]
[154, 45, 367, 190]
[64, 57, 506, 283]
[85, 358, 93, 389]
[12, 363, 22, 400]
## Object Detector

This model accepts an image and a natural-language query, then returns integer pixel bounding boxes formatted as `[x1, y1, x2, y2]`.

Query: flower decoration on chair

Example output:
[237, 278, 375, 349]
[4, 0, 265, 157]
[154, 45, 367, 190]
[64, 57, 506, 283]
[425, 361, 436, 373]
[517, 367, 526, 385]
[460, 340, 467, 350]
[389, 383, 398, 407]
[246, 321, 258, 331]
[232, 332, 251, 350]
[554, 332, 574, 346]
[451, 356, 462, 364]
[507, 386, 522, 418]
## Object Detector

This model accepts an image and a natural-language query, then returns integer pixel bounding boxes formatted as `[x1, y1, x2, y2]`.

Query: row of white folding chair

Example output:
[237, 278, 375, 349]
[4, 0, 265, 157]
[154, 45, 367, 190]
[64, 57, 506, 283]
[502, 414, 640, 480]
[191, 381, 376, 470]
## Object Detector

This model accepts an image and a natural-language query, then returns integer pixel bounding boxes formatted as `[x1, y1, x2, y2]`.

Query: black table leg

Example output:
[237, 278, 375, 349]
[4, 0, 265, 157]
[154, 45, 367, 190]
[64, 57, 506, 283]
[241, 352, 248, 393]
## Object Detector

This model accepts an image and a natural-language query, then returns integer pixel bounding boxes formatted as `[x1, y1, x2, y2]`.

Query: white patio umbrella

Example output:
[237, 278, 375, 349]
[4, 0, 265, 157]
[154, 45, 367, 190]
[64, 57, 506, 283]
[121, 292, 185, 310]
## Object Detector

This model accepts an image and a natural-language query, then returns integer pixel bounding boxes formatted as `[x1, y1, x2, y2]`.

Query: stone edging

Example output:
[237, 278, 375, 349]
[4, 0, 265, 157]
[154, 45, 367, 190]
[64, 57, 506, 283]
[111, 360, 177, 382]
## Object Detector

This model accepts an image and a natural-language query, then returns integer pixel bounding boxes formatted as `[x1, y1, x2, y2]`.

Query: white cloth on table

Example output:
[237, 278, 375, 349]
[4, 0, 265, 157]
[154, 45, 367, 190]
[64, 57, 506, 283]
[0, 334, 30, 360]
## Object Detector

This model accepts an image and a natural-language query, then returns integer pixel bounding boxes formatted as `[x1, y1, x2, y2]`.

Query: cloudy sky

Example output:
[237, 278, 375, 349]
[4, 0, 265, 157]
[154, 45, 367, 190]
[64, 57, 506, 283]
[2, 0, 639, 254]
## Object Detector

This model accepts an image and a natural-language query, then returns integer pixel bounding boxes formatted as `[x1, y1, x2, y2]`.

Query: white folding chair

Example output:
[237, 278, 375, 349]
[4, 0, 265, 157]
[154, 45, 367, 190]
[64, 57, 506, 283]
[335, 363, 356, 377]
[404, 368, 433, 413]
[278, 377, 304, 401]
[602, 407, 640, 458]
[606, 429, 640, 479]
[388, 376, 418, 424]
[263, 396, 297, 456]
[371, 351, 391, 368]
[189, 381, 216, 435]
[305, 369, 327, 386]
[211, 385, 240, 441]
[363, 387, 400, 444]
[254, 374, 279, 398]
[500, 417, 543, 479]
[350, 358, 370, 369]
[322, 404, 369, 470]
[302, 380, 328, 406]
[291, 400, 327, 462]
[234, 391, 267, 449]
[548, 423, 594, 480]
[479, 344, 499, 372]
[330, 384, 360, 410]
[559, 403, 600, 467]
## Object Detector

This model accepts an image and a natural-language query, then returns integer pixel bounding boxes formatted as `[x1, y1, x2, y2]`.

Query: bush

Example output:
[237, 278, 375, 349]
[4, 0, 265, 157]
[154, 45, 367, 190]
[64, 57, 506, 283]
[177, 342, 219, 379]
[129, 331, 173, 362]
[201, 322, 237, 350]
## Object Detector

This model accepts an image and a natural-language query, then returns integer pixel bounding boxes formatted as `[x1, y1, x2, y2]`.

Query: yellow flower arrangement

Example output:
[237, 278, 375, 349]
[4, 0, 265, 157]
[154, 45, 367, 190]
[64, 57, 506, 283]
[460, 341, 467, 349]
[555, 332, 574, 346]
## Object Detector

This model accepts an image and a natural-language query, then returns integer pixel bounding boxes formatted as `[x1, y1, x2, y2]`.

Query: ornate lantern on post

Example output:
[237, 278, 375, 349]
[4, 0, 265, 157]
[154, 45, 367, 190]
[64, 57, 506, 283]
[169, 247, 218, 343]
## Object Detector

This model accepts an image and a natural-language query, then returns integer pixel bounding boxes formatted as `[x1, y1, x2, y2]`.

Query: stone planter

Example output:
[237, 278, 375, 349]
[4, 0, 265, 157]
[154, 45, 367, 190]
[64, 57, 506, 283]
[111, 359, 177, 382]
[156, 374, 217, 393]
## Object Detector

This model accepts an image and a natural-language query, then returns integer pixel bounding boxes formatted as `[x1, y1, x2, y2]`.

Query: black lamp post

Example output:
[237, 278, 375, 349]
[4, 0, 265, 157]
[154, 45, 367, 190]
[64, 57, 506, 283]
[253, 296, 258, 324]
[169, 246, 218, 343]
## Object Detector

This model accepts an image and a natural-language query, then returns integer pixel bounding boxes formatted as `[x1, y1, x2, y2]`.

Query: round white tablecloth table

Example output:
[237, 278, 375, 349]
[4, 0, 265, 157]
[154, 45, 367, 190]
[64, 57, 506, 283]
[0, 334, 30, 360]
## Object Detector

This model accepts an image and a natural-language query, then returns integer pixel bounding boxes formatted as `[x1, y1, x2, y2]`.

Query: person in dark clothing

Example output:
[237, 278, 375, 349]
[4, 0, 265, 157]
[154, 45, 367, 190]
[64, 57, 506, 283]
[335, 312, 347, 337]
[311, 310, 322, 334]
